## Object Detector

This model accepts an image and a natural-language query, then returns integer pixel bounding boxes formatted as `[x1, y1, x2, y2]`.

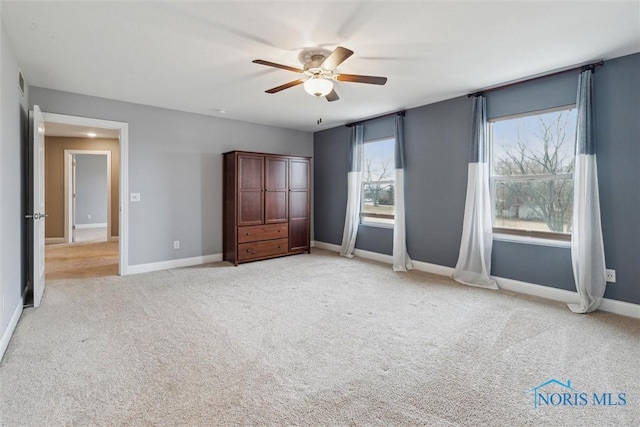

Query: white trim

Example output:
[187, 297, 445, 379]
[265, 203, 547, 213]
[120, 124, 129, 276]
[493, 233, 571, 248]
[127, 254, 223, 275]
[43, 113, 129, 276]
[598, 299, 640, 319]
[314, 241, 395, 264]
[45, 237, 65, 244]
[488, 104, 576, 123]
[494, 276, 579, 304]
[313, 241, 339, 251]
[74, 223, 108, 229]
[413, 260, 455, 277]
[312, 240, 639, 319]
[0, 296, 23, 361]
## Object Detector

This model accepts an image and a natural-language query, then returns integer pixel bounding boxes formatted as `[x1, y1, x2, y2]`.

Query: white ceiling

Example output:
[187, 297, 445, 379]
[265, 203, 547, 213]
[2, 1, 639, 132]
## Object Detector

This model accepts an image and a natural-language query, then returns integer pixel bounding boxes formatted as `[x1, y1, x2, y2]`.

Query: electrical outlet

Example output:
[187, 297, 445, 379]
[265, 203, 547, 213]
[173, 240, 180, 249]
[606, 269, 616, 283]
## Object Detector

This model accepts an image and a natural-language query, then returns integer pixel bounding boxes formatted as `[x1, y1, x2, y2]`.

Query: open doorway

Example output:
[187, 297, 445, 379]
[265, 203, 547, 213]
[39, 115, 128, 284]
[65, 150, 113, 244]
[25, 108, 129, 307]
[44, 125, 120, 280]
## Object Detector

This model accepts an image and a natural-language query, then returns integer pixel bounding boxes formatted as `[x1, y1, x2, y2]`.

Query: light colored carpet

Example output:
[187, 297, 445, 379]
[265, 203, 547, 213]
[1, 249, 638, 426]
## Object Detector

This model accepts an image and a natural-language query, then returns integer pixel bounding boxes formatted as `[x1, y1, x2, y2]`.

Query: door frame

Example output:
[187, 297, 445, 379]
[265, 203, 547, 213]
[42, 112, 129, 276]
[64, 150, 112, 244]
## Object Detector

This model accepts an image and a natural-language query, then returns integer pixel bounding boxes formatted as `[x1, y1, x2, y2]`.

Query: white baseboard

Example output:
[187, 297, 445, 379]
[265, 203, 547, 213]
[108, 236, 119, 242]
[128, 253, 223, 275]
[1, 297, 24, 362]
[312, 240, 639, 319]
[494, 276, 579, 304]
[75, 223, 107, 229]
[598, 299, 640, 318]
[45, 237, 65, 244]
[412, 259, 456, 278]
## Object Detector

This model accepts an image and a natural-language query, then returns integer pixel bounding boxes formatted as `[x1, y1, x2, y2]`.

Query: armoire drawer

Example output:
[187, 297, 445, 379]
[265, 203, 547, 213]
[237, 238, 289, 261]
[238, 223, 288, 243]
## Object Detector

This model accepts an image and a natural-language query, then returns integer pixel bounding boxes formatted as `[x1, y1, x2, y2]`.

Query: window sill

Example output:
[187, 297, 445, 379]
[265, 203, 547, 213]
[360, 222, 394, 230]
[493, 233, 571, 248]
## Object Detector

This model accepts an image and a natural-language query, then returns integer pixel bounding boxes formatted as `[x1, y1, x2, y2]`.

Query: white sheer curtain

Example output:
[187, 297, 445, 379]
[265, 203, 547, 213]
[568, 69, 606, 313]
[393, 114, 413, 272]
[340, 124, 364, 258]
[452, 96, 498, 290]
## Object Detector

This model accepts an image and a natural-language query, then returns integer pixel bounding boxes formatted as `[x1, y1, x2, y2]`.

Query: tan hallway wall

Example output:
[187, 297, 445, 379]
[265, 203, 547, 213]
[45, 137, 120, 238]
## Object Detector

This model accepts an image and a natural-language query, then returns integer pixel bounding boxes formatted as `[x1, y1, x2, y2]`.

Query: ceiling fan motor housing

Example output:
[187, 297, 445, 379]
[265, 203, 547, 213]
[303, 55, 334, 79]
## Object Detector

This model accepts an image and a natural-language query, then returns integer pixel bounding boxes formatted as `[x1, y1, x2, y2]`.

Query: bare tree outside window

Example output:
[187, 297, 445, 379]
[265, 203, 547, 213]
[491, 107, 577, 237]
[361, 138, 395, 225]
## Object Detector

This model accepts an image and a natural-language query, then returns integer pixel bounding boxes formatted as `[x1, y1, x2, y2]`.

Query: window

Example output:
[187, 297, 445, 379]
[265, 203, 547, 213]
[489, 106, 577, 241]
[361, 137, 395, 226]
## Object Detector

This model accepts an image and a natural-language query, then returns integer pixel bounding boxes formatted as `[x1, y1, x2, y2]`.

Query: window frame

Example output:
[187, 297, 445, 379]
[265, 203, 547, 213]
[488, 104, 576, 242]
[360, 136, 396, 228]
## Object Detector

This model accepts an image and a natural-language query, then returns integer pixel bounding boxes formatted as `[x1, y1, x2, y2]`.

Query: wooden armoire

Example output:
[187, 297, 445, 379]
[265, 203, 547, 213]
[223, 151, 311, 265]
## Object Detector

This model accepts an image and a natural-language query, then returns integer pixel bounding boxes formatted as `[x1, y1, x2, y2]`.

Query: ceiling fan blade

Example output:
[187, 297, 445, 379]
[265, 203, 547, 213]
[325, 89, 340, 102]
[321, 46, 354, 71]
[336, 74, 388, 85]
[265, 79, 305, 94]
[253, 59, 304, 73]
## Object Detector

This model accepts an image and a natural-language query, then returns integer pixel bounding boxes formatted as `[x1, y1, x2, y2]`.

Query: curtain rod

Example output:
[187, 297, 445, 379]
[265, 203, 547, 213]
[467, 60, 604, 98]
[345, 110, 405, 128]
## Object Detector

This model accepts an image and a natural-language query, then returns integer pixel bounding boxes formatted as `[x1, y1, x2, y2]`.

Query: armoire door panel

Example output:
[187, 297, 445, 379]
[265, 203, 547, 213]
[289, 218, 309, 251]
[265, 157, 288, 190]
[238, 191, 264, 226]
[289, 191, 308, 219]
[289, 159, 309, 191]
[265, 191, 288, 223]
[238, 155, 263, 190]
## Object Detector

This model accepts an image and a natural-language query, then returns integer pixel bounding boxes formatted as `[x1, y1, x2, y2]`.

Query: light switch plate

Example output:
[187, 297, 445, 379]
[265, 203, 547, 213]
[130, 193, 141, 202]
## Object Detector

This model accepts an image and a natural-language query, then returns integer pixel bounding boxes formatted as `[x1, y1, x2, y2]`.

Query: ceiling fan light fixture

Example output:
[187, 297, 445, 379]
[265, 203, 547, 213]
[303, 76, 333, 97]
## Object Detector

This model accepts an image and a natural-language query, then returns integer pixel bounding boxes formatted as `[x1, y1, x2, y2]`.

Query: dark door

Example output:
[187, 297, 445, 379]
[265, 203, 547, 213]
[288, 158, 310, 252]
[237, 154, 264, 226]
[264, 156, 288, 224]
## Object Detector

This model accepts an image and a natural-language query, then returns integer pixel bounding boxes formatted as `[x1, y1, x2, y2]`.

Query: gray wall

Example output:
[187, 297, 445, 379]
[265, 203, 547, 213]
[314, 53, 639, 305]
[29, 87, 313, 266]
[0, 21, 29, 345]
[75, 154, 108, 225]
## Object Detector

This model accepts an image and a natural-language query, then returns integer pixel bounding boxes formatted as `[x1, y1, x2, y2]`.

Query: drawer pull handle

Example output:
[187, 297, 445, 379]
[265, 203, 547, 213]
[247, 249, 252, 253]
[246, 233, 251, 236]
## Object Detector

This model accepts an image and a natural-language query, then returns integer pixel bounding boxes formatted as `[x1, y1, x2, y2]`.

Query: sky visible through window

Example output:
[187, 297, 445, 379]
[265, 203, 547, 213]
[364, 138, 394, 177]
[492, 109, 577, 176]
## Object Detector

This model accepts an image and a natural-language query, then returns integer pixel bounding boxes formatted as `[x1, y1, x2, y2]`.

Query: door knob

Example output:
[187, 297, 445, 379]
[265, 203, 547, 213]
[25, 213, 48, 220]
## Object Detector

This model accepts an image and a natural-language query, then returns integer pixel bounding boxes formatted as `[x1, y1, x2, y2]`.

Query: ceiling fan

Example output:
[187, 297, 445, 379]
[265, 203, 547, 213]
[252, 46, 387, 102]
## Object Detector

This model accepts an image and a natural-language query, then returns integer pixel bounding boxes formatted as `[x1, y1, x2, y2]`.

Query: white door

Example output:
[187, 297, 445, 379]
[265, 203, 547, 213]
[30, 105, 46, 307]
